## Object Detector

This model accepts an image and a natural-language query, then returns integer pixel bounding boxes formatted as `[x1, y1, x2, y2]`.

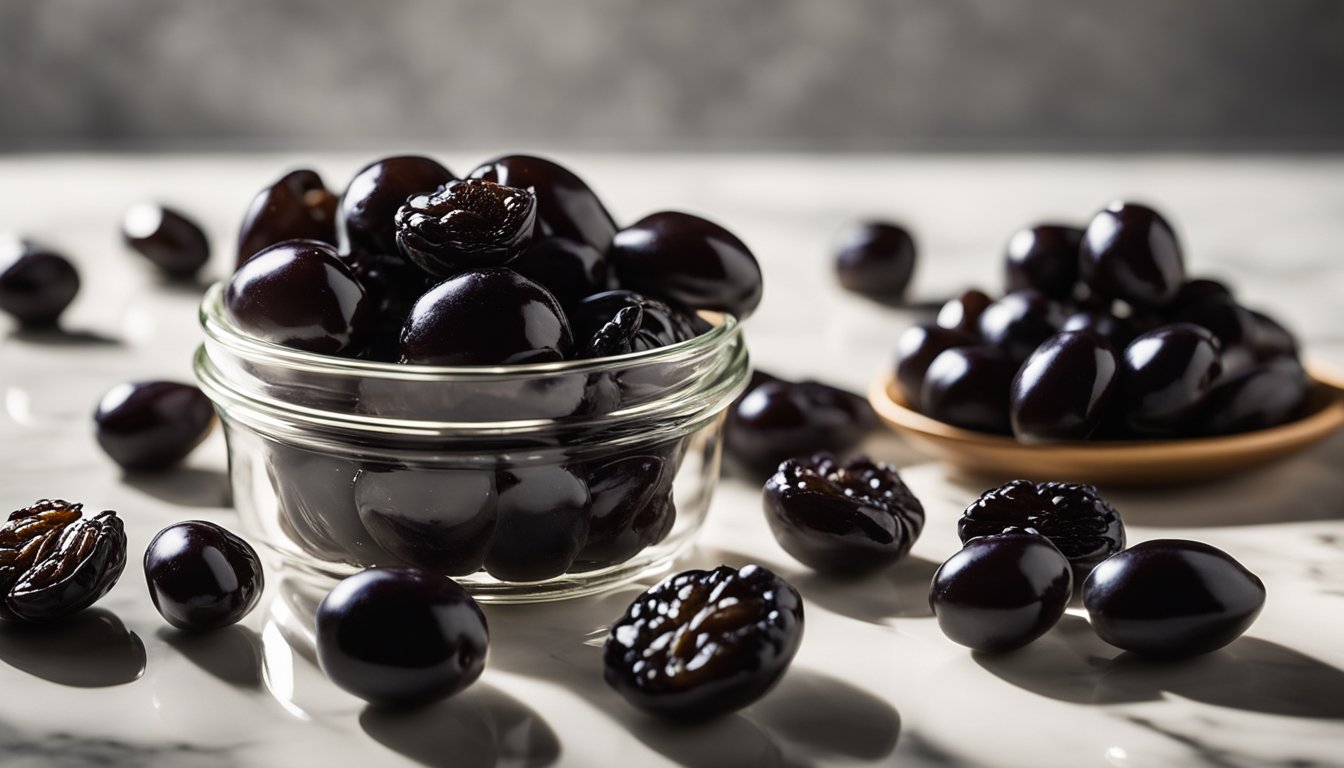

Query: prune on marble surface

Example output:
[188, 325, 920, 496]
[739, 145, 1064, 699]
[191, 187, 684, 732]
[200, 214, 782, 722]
[1080, 201, 1185, 307]
[936, 289, 992, 338]
[122, 203, 210, 279]
[725, 378, 877, 475]
[483, 465, 590, 582]
[1118, 323, 1222, 435]
[144, 520, 263, 631]
[354, 466, 498, 577]
[833, 221, 916, 300]
[0, 239, 80, 327]
[977, 289, 1063, 363]
[394, 179, 537, 277]
[1004, 224, 1083, 301]
[0, 500, 127, 623]
[469, 154, 617, 252]
[237, 169, 338, 267]
[920, 346, 1016, 434]
[94, 381, 215, 472]
[1009, 330, 1118, 442]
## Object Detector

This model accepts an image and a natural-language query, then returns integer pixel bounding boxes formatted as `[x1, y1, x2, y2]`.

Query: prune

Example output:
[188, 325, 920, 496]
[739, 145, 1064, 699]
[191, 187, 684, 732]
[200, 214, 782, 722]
[1080, 202, 1185, 307]
[143, 521, 263, 631]
[339, 155, 456, 259]
[469, 154, 617, 252]
[608, 211, 763, 320]
[1119, 324, 1222, 434]
[764, 453, 924, 574]
[958, 480, 1125, 580]
[354, 466, 498, 577]
[894, 323, 976, 408]
[1197, 355, 1306, 435]
[1060, 309, 1135, 348]
[94, 381, 215, 471]
[833, 221, 916, 300]
[237, 169, 338, 267]
[936, 289, 992, 338]
[0, 500, 126, 623]
[316, 568, 488, 707]
[224, 240, 370, 356]
[574, 451, 676, 570]
[1247, 309, 1297, 360]
[122, 203, 210, 279]
[579, 305, 643, 359]
[347, 257, 439, 362]
[508, 237, 606, 310]
[1083, 539, 1265, 658]
[725, 379, 877, 475]
[570, 290, 708, 355]
[920, 346, 1016, 434]
[0, 240, 80, 327]
[929, 533, 1072, 653]
[1167, 278, 1233, 316]
[394, 179, 537, 277]
[603, 564, 804, 719]
[978, 289, 1063, 363]
[267, 444, 396, 565]
[399, 268, 572, 365]
[1010, 330, 1118, 442]
[1004, 224, 1082, 300]
[484, 466, 590, 582]
[1173, 300, 1257, 375]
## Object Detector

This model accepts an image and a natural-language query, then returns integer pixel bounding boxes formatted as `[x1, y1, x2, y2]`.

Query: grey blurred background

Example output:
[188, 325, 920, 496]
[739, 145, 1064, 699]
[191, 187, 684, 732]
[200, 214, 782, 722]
[2, 0, 1343, 152]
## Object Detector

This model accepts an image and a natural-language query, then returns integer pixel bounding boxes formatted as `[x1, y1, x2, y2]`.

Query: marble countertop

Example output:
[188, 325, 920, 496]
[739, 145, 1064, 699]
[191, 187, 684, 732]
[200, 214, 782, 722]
[1, 153, 1343, 768]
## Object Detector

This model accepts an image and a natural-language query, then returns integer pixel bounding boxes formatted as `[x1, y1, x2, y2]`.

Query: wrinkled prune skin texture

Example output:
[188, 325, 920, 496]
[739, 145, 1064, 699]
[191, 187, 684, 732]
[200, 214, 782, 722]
[469, 154, 618, 252]
[936, 289, 992, 338]
[339, 155, 457, 260]
[316, 567, 488, 707]
[579, 305, 643, 359]
[764, 453, 925, 574]
[508, 236, 607, 311]
[929, 533, 1073, 653]
[1080, 202, 1186, 308]
[267, 444, 398, 566]
[122, 204, 210, 279]
[224, 240, 371, 356]
[959, 480, 1125, 580]
[573, 446, 678, 571]
[609, 211, 763, 320]
[1197, 355, 1307, 435]
[353, 466, 498, 577]
[484, 465, 591, 582]
[894, 323, 977, 409]
[833, 221, 916, 299]
[94, 381, 215, 472]
[0, 240, 80, 327]
[603, 564, 804, 720]
[978, 289, 1063, 363]
[570, 290, 708, 356]
[237, 169, 339, 268]
[399, 268, 572, 365]
[1083, 539, 1265, 658]
[920, 346, 1017, 434]
[0, 500, 127, 623]
[143, 521, 264, 631]
[1010, 330, 1119, 442]
[1061, 309, 1135, 348]
[1004, 224, 1083, 301]
[1119, 323, 1222, 435]
[725, 379, 878, 476]
[394, 179, 537, 277]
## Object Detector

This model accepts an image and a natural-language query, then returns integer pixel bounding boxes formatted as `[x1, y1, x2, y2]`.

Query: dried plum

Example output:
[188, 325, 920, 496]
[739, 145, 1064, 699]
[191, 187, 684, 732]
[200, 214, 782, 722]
[483, 466, 591, 582]
[94, 381, 216, 472]
[725, 379, 877, 475]
[958, 480, 1125, 579]
[570, 290, 708, 355]
[237, 169, 338, 267]
[394, 179, 536, 277]
[0, 240, 80, 327]
[573, 449, 677, 570]
[0, 500, 127, 623]
[144, 520, 264, 631]
[833, 221, 916, 300]
[354, 466, 498, 577]
[122, 203, 211, 279]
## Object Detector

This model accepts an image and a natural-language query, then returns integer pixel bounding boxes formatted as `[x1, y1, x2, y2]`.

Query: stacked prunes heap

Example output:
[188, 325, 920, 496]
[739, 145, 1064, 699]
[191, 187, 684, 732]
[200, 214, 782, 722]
[226, 155, 762, 365]
[896, 202, 1307, 441]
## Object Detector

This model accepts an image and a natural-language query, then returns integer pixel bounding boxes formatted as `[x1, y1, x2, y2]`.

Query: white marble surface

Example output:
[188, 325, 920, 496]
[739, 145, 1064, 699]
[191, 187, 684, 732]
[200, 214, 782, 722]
[1, 153, 1343, 768]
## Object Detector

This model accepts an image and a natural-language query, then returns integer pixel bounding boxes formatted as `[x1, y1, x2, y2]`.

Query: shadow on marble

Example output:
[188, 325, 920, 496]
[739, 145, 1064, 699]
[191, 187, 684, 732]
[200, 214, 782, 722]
[159, 624, 263, 689]
[360, 683, 560, 768]
[8, 325, 122, 347]
[123, 466, 232, 509]
[751, 669, 901, 763]
[793, 556, 940, 623]
[0, 608, 145, 687]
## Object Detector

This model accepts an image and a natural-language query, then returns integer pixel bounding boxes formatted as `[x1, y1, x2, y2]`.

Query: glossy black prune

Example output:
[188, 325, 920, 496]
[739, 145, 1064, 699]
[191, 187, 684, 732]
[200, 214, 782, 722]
[224, 240, 370, 356]
[94, 381, 215, 472]
[353, 466, 498, 577]
[894, 323, 977, 408]
[122, 204, 210, 279]
[936, 289, 992, 338]
[978, 289, 1063, 363]
[507, 237, 607, 310]
[1173, 300, 1258, 375]
[1247, 309, 1298, 361]
[920, 346, 1017, 434]
[1197, 355, 1307, 435]
[267, 444, 396, 565]
[929, 533, 1072, 653]
[1119, 324, 1222, 434]
[764, 454, 925, 574]
[570, 290, 708, 357]
[482, 466, 590, 582]
[394, 179, 537, 277]
[1010, 330, 1119, 442]
[237, 169, 338, 267]
[0, 240, 80, 327]
[399, 268, 572, 365]
[573, 450, 676, 570]
[1080, 202, 1185, 307]
[143, 520, 264, 631]
[603, 564, 804, 719]
[725, 379, 878, 475]
[0, 500, 127, 623]
[1167, 278, 1234, 316]
[958, 480, 1125, 580]
[1060, 309, 1135, 348]
[579, 305, 643, 359]
[469, 154, 617, 252]
[833, 221, 916, 300]
[608, 211, 763, 320]
[1083, 539, 1265, 658]
[316, 568, 488, 707]
[339, 155, 457, 260]
[1004, 224, 1083, 300]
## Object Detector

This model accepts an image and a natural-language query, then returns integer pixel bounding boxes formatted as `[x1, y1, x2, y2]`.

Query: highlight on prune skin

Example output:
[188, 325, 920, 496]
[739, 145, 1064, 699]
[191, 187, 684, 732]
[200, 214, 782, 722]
[570, 290, 708, 357]
[1083, 539, 1265, 658]
[1010, 330, 1118, 442]
[929, 533, 1072, 653]
[894, 323, 977, 408]
[1119, 323, 1222, 435]
[353, 466, 498, 577]
[484, 466, 591, 582]
[579, 305, 643, 358]
[603, 564, 804, 720]
[339, 155, 457, 259]
[764, 453, 924, 574]
[122, 203, 211, 279]
[237, 169, 338, 267]
[958, 480, 1125, 580]
[574, 451, 676, 571]
[1060, 309, 1135, 348]
[316, 567, 488, 707]
[978, 289, 1063, 363]
[394, 179, 537, 277]
[0, 500, 127, 623]
[936, 289, 992, 338]
[469, 154, 617, 252]
[224, 239, 370, 356]
[725, 378, 878, 475]
[1080, 201, 1185, 307]
[1173, 299, 1258, 375]
[1197, 355, 1307, 435]
[94, 381, 215, 472]
[0, 239, 80, 327]
[920, 346, 1016, 434]
[399, 268, 572, 365]
[609, 211, 763, 320]
[833, 221, 916, 301]
[143, 520, 264, 632]
[1004, 224, 1083, 300]
[508, 237, 607, 310]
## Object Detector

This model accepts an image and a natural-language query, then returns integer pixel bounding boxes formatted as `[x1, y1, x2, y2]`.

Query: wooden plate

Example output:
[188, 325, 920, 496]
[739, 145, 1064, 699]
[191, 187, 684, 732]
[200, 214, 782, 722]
[868, 364, 1344, 487]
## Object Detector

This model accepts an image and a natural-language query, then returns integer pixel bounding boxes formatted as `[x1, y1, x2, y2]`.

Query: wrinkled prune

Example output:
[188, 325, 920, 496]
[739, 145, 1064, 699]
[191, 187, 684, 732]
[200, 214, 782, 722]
[1004, 224, 1082, 301]
[833, 221, 916, 300]
[469, 154, 617, 252]
[570, 290, 708, 355]
[1083, 539, 1264, 658]
[354, 466, 498, 577]
[317, 568, 488, 707]
[725, 379, 877, 475]
[603, 564, 804, 719]
[1010, 330, 1119, 442]
[339, 155, 457, 260]
[894, 323, 977, 408]
[144, 520, 263, 631]
[484, 466, 591, 582]
[764, 453, 924, 574]
[122, 203, 210, 279]
[394, 179, 537, 277]
[958, 480, 1125, 580]
[0, 240, 80, 327]
[573, 450, 676, 570]
[0, 500, 127, 623]
[94, 381, 215, 472]
[1119, 323, 1222, 435]
[936, 289, 992, 338]
[1080, 202, 1185, 307]
[978, 289, 1063, 363]
[508, 237, 607, 310]
[920, 346, 1016, 434]
[579, 305, 643, 359]
[237, 169, 338, 267]
[1197, 355, 1307, 435]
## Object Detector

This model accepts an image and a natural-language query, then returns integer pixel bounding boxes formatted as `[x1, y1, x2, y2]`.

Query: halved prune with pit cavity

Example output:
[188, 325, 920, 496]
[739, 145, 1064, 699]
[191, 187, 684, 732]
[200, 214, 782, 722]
[395, 179, 536, 277]
[237, 169, 338, 267]
[484, 466, 590, 582]
[469, 154, 617, 252]
[354, 466, 498, 577]
[0, 500, 127, 623]
[603, 564, 804, 720]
